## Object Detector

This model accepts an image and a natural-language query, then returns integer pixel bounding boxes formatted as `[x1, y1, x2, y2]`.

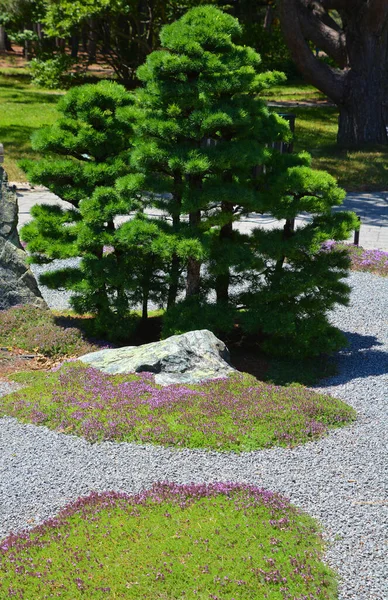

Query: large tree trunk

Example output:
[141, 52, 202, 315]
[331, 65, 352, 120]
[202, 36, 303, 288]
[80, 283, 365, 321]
[338, 79, 387, 147]
[337, 10, 388, 147]
[280, 0, 388, 148]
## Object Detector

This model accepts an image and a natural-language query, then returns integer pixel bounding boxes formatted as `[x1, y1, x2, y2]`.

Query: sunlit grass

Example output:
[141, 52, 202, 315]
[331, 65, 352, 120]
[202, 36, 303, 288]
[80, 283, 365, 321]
[0, 483, 338, 599]
[262, 82, 327, 102]
[263, 83, 388, 191]
[0, 71, 62, 181]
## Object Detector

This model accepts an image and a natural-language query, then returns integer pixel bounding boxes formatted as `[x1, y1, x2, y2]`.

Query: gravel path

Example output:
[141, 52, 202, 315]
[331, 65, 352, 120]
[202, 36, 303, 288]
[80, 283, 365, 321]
[0, 271, 387, 600]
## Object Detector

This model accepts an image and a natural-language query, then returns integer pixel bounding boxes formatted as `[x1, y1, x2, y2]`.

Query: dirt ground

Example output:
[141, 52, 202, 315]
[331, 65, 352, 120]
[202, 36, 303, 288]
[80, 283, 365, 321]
[0, 46, 115, 76]
[0, 348, 59, 380]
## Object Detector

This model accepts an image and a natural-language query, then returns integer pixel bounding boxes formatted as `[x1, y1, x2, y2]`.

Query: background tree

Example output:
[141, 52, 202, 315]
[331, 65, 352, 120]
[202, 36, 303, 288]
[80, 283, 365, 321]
[42, 0, 214, 87]
[0, 0, 48, 57]
[279, 0, 388, 147]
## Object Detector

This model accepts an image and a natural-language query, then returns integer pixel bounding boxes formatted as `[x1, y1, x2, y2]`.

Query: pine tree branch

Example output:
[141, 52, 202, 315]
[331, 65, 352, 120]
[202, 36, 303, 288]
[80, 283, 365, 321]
[298, 1, 347, 67]
[280, 0, 346, 104]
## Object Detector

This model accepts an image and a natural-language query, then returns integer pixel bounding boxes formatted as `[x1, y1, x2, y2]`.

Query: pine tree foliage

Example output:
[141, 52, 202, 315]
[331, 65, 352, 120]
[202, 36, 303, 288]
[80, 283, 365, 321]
[117, 5, 288, 306]
[118, 5, 357, 355]
[19, 80, 147, 330]
[239, 153, 358, 356]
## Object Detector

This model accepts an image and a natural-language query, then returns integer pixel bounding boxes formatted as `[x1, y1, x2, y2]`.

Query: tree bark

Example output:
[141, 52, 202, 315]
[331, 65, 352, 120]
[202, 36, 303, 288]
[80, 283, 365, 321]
[215, 201, 234, 304]
[167, 253, 180, 308]
[186, 209, 201, 298]
[167, 174, 183, 308]
[186, 256, 201, 297]
[338, 72, 388, 147]
[71, 34, 79, 59]
[142, 290, 148, 322]
[0, 26, 6, 52]
[279, 0, 388, 148]
[87, 18, 98, 62]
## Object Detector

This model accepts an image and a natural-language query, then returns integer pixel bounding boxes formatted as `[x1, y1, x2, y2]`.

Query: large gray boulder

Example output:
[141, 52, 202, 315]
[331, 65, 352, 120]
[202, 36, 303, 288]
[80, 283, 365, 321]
[0, 167, 47, 310]
[79, 329, 236, 386]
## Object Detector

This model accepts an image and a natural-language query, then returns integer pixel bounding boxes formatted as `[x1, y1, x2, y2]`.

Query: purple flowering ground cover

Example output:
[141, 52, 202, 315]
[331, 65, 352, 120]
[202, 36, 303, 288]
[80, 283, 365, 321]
[321, 242, 388, 277]
[2, 362, 355, 451]
[0, 482, 337, 599]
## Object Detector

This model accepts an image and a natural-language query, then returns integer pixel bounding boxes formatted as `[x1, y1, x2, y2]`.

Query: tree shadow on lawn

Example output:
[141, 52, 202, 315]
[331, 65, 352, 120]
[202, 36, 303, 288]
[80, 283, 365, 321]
[3, 90, 62, 104]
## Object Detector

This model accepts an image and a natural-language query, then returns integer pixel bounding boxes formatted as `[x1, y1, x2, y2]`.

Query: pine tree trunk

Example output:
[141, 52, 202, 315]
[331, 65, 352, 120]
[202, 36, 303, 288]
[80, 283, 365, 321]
[142, 292, 148, 322]
[167, 184, 182, 308]
[215, 201, 233, 304]
[186, 257, 201, 297]
[186, 209, 201, 298]
[0, 26, 6, 52]
[167, 253, 180, 308]
[71, 34, 79, 59]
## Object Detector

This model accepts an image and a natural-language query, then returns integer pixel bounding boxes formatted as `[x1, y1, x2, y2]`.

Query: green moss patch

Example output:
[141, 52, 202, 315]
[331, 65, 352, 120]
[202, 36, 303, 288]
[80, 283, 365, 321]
[2, 362, 356, 451]
[0, 483, 338, 599]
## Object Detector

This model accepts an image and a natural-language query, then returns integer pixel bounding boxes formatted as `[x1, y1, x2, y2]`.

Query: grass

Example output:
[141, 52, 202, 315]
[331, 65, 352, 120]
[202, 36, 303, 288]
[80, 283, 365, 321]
[2, 361, 355, 451]
[0, 71, 62, 181]
[262, 82, 327, 103]
[261, 84, 388, 191]
[0, 482, 338, 599]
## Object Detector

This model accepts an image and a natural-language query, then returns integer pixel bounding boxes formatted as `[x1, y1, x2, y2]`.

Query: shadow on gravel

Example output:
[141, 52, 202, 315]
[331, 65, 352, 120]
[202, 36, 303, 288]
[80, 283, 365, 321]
[318, 331, 388, 386]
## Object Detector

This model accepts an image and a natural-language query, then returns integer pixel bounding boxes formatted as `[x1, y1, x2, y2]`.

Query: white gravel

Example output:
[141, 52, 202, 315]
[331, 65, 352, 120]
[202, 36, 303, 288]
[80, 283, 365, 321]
[0, 271, 387, 600]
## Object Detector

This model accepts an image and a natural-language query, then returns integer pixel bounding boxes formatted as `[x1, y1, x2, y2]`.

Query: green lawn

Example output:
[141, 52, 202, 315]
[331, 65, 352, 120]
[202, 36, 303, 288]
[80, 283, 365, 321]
[1, 70, 387, 189]
[262, 84, 388, 191]
[0, 70, 62, 181]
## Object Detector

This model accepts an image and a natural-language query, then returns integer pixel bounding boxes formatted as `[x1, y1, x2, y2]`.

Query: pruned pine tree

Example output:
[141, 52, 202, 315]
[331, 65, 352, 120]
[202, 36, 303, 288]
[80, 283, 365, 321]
[119, 5, 357, 357]
[19, 80, 146, 333]
[116, 5, 289, 319]
[239, 151, 359, 356]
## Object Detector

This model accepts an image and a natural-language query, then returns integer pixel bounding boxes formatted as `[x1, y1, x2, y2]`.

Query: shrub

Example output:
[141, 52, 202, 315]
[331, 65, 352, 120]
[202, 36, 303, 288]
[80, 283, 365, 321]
[29, 54, 73, 89]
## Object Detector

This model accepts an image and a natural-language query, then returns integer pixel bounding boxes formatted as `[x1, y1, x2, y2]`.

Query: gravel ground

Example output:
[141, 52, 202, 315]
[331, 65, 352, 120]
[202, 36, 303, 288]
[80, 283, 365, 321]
[0, 271, 387, 599]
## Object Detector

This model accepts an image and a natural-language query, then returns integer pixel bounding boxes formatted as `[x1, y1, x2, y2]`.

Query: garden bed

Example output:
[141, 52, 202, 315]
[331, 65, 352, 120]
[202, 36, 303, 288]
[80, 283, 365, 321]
[0, 482, 337, 599]
[1, 361, 355, 452]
